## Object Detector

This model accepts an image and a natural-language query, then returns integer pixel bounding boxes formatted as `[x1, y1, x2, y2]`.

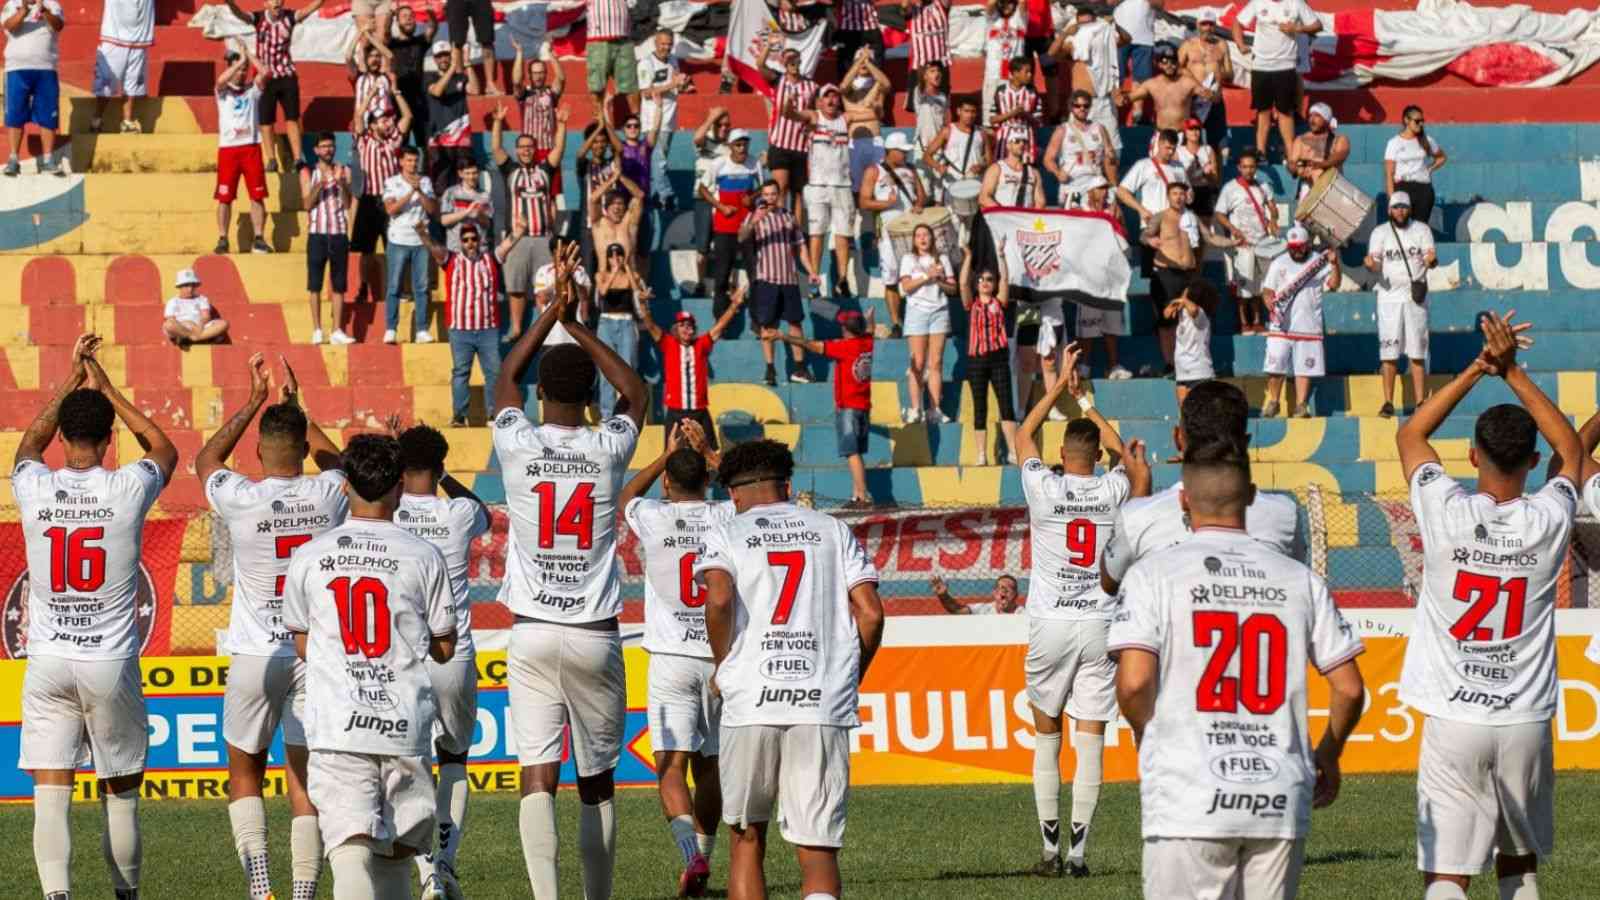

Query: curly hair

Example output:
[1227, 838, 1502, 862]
[717, 439, 796, 489]
[398, 424, 449, 474]
[538, 345, 597, 406]
[342, 434, 403, 502]
[59, 389, 114, 445]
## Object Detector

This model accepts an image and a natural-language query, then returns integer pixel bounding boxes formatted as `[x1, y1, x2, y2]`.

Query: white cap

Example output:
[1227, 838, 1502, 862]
[431, 39, 452, 56]
[1307, 102, 1338, 130]
[175, 268, 201, 287]
[1198, 9, 1218, 23]
[1286, 225, 1311, 245]
[728, 128, 751, 143]
[884, 132, 914, 152]
[1389, 190, 1412, 207]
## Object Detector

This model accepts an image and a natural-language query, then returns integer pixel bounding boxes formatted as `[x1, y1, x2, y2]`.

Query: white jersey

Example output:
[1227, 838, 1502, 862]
[395, 493, 491, 652]
[1236, 0, 1319, 72]
[1104, 482, 1304, 584]
[1400, 463, 1575, 725]
[1110, 528, 1363, 840]
[636, 50, 680, 133]
[1216, 177, 1275, 244]
[1385, 133, 1442, 184]
[982, 7, 1026, 83]
[1175, 306, 1215, 381]
[1058, 120, 1110, 192]
[808, 112, 852, 188]
[1069, 19, 1120, 97]
[1366, 220, 1434, 303]
[1262, 251, 1330, 339]
[1020, 458, 1131, 620]
[206, 469, 350, 658]
[282, 518, 456, 757]
[694, 501, 878, 728]
[624, 497, 736, 657]
[100, 0, 154, 47]
[990, 160, 1039, 207]
[938, 125, 984, 181]
[492, 408, 640, 623]
[1120, 157, 1188, 215]
[13, 459, 165, 660]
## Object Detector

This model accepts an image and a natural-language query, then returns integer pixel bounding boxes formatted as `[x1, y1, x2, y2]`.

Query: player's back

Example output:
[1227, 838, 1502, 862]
[493, 408, 640, 623]
[206, 469, 350, 657]
[283, 518, 455, 758]
[625, 497, 735, 656]
[696, 501, 878, 728]
[1020, 458, 1130, 619]
[13, 458, 165, 660]
[1401, 463, 1576, 725]
[1109, 528, 1362, 842]
[1103, 482, 1304, 584]
[396, 492, 490, 653]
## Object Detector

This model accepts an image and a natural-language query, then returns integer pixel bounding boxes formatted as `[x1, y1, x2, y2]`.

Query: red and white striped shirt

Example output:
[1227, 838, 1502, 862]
[306, 164, 350, 235]
[768, 74, 818, 153]
[444, 250, 500, 331]
[992, 84, 1040, 159]
[835, 0, 879, 31]
[658, 333, 714, 410]
[253, 9, 296, 80]
[354, 72, 394, 119]
[750, 207, 805, 285]
[357, 130, 402, 197]
[505, 161, 557, 236]
[908, 0, 951, 69]
[586, 0, 631, 42]
[967, 295, 1008, 355]
[518, 85, 559, 152]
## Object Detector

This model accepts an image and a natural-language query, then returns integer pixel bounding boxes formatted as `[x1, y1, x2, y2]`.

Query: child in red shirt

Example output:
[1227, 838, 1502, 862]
[765, 308, 876, 507]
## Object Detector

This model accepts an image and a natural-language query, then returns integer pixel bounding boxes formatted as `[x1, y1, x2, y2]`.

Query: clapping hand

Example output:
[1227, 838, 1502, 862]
[247, 352, 272, 402]
[279, 355, 301, 402]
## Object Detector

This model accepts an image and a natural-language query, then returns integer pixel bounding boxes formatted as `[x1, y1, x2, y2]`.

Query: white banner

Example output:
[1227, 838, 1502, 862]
[725, 0, 828, 98]
[976, 206, 1132, 311]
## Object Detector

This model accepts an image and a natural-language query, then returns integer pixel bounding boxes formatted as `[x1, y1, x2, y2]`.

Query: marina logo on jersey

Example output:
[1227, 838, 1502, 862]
[397, 510, 411, 521]
[1062, 489, 1076, 500]
[495, 409, 520, 429]
[338, 536, 355, 548]
[1204, 556, 1223, 574]
[761, 655, 815, 682]
[755, 518, 771, 527]
[1210, 751, 1281, 785]
[1474, 524, 1489, 540]
[53, 490, 67, 502]
[271, 500, 286, 513]
[1416, 465, 1443, 486]
[605, 418, 630, 434]
[0, 565, 158, 659]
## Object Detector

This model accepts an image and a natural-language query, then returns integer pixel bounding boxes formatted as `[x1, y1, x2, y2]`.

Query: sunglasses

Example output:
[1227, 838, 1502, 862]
[624, 121, 641, 128]
[462, 233, 480, 242]
[1408, 117, 1425, 124]
[1072, 102, 1091, 109]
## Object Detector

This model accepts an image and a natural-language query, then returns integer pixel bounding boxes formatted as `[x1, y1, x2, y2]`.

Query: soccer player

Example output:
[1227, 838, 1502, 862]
[492, 241, 648, 898]
[619, 419, 729, 896]
[1012, 343, 1149, 878]
[1110, 443, 1366, 898]
[697, 440, 885, 900]
[389, 422, 492, 900]
[16, 334, 177, 900]
[197, 353, 349, 900]
[282, 434, 457, 899]
[1101, 379, 1305, 597]
[1395, 312, 1578, 900]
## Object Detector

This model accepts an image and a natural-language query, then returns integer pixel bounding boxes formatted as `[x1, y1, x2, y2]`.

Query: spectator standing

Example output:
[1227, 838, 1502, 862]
[351, 89, 410, 303]
[1123, 41, 1213, 134]
[899, 224, 957, 425]
[1213, 146, 1278, 333]
[637, 29, 689, 213]
[417, 220, 515, 425]
[909, 63, 948, 165]
[1018, 0, 1057, 114]
[1143, 180, 1207, 375]
[2, 0, 64, 176]
[840, 50, 891, 183]
[1384, 104, 1446, 230]
[1177, 116, 1220, 219]
[1232, 0, 1321, 159]
[593, 244, 648, 419]
[925, 93, 991, 203]
[931, 574, 1020, 614]
[531, 241, 594, 345]
[348, 31, 395, 118]
[833, 0, 885, 70]
[758, 44, 818, 210]
[905, 0, 952, 75]
[618, 111, 662, 250]
[1117, 130, 1188, 367]
[1165, 278, 1219, 407]
[512, 41, 566, 154]
[960, 244, 1018, 466]
[1044, 89, 1118, 208]
[590, 170, 647, 274]
[491, 103, 568, 340]
[1179, 11, 1233, 156]
[225, 0, 322, 172]
[700, 130, 761, 330]
[690, 108, 733, 289]
[784, 84, 874, 299]
[990, 58, 1042, 161]
[1364, 191, 1436, 417]
[1052, 6, 1125, 153]
[301, 131, 357, 345]
[382, 146, 439, 344]
[1290, 101, 1347, 200]
[1262, 224, 1341, 418]
[164, 268, 231, 346]
[213, 48, 272, 254]
[739, 180, 823, 386]
[426, 41, 471, 183]
[585, 0, 639, 116]
[91, 0, 153, 134]
[1072, 176, 1132, 380]
[860, 133, 928, 338]
[389, 5, 434, 150]
[439, 154, 492, 252]
[639, 290, 746, 445]
[979, 0, 1025, 128]
[1112, 0, 1156, 84]
[978, 131, 1045, 207]
[444, 0, 498, 96]
[767, 308, 877, 506]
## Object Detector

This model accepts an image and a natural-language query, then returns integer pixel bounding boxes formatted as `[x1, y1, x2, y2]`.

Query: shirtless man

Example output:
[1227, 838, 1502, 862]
[1289, 102, 1349, 200]
[1145, 181, 1231, 372]
[1120, 42, 1215, 134]
[589, 171, 647, 271]
[1179, 12, 1233, 156]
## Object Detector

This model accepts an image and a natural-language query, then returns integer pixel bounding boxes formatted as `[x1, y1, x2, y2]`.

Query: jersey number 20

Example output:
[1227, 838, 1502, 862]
[329, 576, 391, 658]
[1194, 611, 1287, 715]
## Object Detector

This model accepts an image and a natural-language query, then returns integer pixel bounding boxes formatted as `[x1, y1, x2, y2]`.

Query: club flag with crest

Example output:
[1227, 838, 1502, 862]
[973, 206, 1132, 311]
[726, 0, 830, 97]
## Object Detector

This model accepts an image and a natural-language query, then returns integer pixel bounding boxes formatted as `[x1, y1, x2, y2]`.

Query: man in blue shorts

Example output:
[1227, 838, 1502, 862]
[3, 0, 65, 176]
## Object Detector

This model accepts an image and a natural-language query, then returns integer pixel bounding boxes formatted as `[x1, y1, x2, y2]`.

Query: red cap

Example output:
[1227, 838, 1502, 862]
[674, 311, 696, 324]
[837, 310, 866, 333]
[1184, 117, 1203, 129]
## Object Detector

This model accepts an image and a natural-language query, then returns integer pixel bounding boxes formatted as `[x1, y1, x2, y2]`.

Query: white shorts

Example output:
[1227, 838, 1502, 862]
[1076, 304, 1125, 339]
[1377, 300, 1429, 363]
[1263, 337, 1325, 378]
[19, 654, 147, 778]
[803, 184, 855, 238]
[720, 724, 850, 848]
[506, 621, 626, 776]
[93, 44, 148, 98]
[1227, 246, 1266, 298]
[1141, 837, 1304, 900]
[307, 749, 436, 855]
[428, 651, 479, 757]
[903, 302, 951, 337]
[223, 653, 307, 753]
[647, 653, 720, 756]
[1416, 716, 1553, 876]
[1024, 617, 1118, 722]
[877, 232, 902, 285]
[1088, 96, 1122, 151]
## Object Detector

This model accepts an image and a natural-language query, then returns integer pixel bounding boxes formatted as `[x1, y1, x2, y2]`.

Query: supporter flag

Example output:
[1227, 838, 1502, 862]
[726, 0, 829, 97]
[974, 207, 1131, 311]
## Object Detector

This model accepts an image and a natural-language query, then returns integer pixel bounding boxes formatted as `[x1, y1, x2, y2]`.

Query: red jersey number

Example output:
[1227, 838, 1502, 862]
[768, 551, 806, 625]
[531, 481, 596, 550]
[1450, 571, 1528, 642]
[330, 576, 392, 658]
[1065, 519, 1097, 568]
[677, 552, 709, 609]
[273, 533, 314, 598]
[44, 526, 106, 593]
[1194, 611, 1288, 715]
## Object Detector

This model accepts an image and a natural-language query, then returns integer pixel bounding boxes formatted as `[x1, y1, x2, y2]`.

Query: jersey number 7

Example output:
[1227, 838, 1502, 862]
[1194, 611, 1287, 715]
[768, 551, 806, 625]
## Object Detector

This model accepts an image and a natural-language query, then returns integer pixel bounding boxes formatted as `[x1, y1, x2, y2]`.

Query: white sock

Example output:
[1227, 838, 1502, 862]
[695, 830, 717, 859]
[1032, 731, 1063, 858]
[579, 799, 617, 900]
[669, 814, 699, 865]
[100, 789, 142, 892]
[373, 854, 413, 897]
[1068, 731, 1105, 863]
[519, 793, 560, 899]
[290, 814, 323, 900]
[436, 763, 469, 868]
[802, 894, 839, 900]
[1500, 873, 1540, 900]
[228, 797, 272, 898]
[1424, 882, 1469, 900]
[34, 784, 73, 896]
[327, 843, 378, 900]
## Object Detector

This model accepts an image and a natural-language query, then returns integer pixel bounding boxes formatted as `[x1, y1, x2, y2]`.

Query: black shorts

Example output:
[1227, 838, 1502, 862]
[750, 281, 804, 327]
[1152, 267, 1192, 325]
[351, 194, 389, 253]
[1139, 244, 1156, 279]
[307, 233, 350, 294]
[1250, 68, 1298, 115]
[1191, 185, 1219, 217]
[258, 75, 301, 124]
[767, 146, 808, 179]
[1013, 320, 1063, 349]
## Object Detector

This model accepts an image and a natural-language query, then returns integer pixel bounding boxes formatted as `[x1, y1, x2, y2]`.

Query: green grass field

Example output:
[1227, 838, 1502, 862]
[5, 774, 1599, 898]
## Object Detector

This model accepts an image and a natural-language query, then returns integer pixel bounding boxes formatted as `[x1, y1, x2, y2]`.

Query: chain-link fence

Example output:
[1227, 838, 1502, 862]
[2, 489, 1596, 657]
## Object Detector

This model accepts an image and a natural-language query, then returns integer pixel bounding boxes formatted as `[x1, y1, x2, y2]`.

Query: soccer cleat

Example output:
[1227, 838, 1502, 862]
[330, 329, 356, 345]
[383, 329, 398, 344]
[1378, 402, 1395, 418]
[1067, 860, 1090, 878]
[415, 330, 435, 343]
[214, 236, 230, 254]
[421, 862, 464, 900]
[678, 853, 711, 897]
[1029, 855, 1065, 877]
[1261, 401, 1280, 418]
[252, 238, 272, 254]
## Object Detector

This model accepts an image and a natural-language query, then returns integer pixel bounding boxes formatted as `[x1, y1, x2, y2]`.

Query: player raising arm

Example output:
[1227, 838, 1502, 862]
[15, 334, 176, 900]
[699, 440, 884, 900]
[1111, 443, 1366, 899]
[1394, 312, 1578, 900]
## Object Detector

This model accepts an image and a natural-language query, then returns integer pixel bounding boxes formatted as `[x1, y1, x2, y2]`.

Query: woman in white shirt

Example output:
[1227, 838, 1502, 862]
[898, 224, 958, 425]
[1384, 104, 1447, 231]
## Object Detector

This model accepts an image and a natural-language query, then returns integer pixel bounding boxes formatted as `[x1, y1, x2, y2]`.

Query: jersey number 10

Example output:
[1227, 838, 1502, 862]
[329, 576, 391, 658]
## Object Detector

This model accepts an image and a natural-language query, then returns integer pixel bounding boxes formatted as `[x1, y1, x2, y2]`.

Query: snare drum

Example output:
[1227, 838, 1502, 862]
[1295, 169, 1374, 246]
[887, 207, 960, 260]
[946, 179, 981, 219]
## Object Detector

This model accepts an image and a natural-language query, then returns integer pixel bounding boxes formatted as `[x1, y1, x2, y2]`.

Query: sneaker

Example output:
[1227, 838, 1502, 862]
[1262, 401, 1279, 418]
[789, 369, 814, 384]
[121, 119, 142, 134]
[901, 407, 923, 425]
[1029, 855, 1065, 877]
[383, 329, 398, 344]
[310, 328, 324, 345]
[678, 853, 711, 898]
[974, 446, 989, 467]
[1107, 365, 1133, 380]
[449, 415, 467, 427]
[415, 330, 435, 343]
[1294, 403, 1312, 418]
[330, 329, 356, 345]
[1047, 408, 1069, 422]
[927, 409, 951, 425]
[1067, 860, 1090, 878]
[764, 364, 777, 386]
[1378, 402, 1395, 418]
[252, 238, 272, 254]
[213, 236, 230, 254]
[2, 157, 18, 177]
[40, 158, 63, 176]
